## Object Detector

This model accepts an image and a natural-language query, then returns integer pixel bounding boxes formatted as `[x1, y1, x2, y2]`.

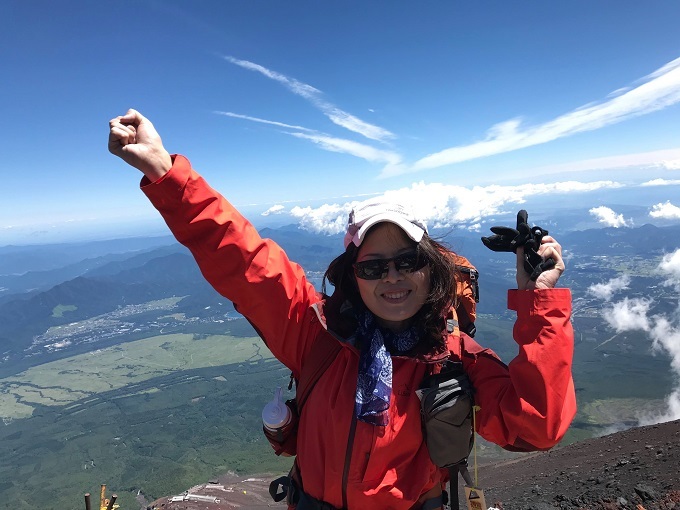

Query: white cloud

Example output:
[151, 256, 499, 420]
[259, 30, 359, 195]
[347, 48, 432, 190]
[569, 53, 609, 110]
[549, 181, 623, 193]
[649, 315, 680, 372]
[638, 315, 680, 425]
[650, 201, 680, 219]
[389, 56, 680, 177]
[290, 203, 348, 233]
[603, 297, 653, 333]
[658, 249, 680, 287]
[588, 275, 631, 301]
[262, 205, 285, 216]
[641, 178, 680, 186]
[653, 159, 680, 170]
[223, 56, 394, 142]
[602, 249, 680, 425]
[285, 179, 622, 235]
[589, 206, 633, 228]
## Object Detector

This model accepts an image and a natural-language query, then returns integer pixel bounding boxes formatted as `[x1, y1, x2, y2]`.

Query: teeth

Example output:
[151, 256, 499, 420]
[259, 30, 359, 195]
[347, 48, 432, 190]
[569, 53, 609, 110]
[384, 291, 408, 299]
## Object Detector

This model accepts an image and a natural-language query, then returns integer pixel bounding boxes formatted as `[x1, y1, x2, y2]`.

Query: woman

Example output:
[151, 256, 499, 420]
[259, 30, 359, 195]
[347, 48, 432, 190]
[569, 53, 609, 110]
[108, 109, 576, 510]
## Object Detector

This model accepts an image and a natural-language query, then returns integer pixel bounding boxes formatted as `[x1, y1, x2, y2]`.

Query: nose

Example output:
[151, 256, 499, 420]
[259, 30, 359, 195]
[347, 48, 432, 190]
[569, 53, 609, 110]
[383, 260, 404, 282]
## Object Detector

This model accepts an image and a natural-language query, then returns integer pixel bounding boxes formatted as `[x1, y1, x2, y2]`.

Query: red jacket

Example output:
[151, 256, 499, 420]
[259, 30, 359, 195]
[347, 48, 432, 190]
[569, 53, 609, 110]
[142, 155, 576, 509]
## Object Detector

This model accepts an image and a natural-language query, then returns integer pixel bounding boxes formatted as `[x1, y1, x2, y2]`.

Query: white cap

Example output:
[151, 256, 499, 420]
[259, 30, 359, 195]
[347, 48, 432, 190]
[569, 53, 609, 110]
[343, 198, 428, 248]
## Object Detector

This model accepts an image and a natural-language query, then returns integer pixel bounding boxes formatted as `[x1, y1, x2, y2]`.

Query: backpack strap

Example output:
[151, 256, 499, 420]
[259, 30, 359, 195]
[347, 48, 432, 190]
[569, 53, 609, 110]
[447, 463, 474, 510]
[454, 263, 479, 338]
[296, 329, 342, 412]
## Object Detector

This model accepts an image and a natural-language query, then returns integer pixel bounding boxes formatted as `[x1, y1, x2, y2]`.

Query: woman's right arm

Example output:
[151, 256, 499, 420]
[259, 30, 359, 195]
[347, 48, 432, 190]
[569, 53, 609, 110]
[108, 110, 320, 374]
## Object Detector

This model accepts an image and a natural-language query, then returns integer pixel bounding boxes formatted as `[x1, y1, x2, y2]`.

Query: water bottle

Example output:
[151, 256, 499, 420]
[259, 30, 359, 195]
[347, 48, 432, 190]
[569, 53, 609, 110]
[262, 387, 297, 456]
[262, 387, 292, 433]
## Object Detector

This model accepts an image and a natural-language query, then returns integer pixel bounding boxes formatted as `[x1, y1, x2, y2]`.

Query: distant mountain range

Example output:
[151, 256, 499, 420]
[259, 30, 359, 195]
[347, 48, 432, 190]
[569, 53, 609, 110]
[2, 218, 680, 509]
[3, 221, 680, 367]
[0, 235, 176, 275]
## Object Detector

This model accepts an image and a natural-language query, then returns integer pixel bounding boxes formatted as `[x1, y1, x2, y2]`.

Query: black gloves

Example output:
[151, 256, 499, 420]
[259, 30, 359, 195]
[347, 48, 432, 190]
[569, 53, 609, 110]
[481, 210, 555, 281]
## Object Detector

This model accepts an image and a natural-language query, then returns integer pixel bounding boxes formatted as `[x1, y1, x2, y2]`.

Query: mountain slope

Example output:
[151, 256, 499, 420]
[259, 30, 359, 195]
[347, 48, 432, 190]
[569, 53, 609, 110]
[476, 419, 680, 509]
[147, 420, 680, 510]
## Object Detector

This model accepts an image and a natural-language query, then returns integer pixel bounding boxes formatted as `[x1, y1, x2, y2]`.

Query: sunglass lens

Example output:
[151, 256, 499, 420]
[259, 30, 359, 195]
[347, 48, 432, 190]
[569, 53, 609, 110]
[354, 252, 425, 280]
[394, 253, 420, 272]
[356, 260, 386, 280]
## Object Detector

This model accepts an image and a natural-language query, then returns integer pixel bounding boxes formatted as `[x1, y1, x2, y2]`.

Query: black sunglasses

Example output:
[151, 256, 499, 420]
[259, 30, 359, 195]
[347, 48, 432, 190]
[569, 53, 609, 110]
[353, 251, 428, 280]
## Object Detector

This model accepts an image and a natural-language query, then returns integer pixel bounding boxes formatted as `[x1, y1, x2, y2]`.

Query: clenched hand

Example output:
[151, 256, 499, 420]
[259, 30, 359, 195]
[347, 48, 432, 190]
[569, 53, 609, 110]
[108, 109, 172, 181]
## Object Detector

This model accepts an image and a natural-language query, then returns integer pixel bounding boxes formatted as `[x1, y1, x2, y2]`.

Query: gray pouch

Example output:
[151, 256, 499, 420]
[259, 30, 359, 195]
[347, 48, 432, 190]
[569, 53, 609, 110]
[416, 361, 474, 468]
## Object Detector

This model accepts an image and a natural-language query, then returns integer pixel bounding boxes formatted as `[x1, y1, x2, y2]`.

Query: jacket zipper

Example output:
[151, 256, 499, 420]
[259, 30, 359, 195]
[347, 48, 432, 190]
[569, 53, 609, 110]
[341, 411, 358, 509]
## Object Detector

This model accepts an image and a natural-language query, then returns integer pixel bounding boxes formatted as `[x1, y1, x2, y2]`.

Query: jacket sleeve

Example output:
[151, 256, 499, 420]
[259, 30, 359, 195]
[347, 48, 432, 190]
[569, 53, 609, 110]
[462, 288, 576, 451]
[141, 155, 320, 374]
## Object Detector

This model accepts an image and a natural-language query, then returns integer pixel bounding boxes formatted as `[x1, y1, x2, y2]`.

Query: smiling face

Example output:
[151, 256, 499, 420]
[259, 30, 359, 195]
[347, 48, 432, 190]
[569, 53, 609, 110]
[354, 222, 431, 332]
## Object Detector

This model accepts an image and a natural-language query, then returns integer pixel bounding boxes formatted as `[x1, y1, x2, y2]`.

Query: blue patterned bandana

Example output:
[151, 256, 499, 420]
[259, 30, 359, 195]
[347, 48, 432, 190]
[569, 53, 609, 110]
[354, 307, 420, 426]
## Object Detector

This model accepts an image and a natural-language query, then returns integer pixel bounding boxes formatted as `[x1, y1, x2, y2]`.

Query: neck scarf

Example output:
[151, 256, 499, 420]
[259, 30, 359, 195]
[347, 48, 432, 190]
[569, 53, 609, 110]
[353, 306, 420, 426]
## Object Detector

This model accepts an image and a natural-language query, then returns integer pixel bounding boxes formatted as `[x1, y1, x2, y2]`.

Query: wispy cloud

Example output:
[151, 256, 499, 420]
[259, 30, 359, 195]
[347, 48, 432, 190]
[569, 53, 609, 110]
[588, 275, 631, 301]
[214, 111, 316, 132]
[522, 149, 680, 178]
[589, 206, 633, 228]
[650, 201, 680, 219]
[214, 111, 402, 166]
[222, 56, 394, 142]
[387, 56, 680, 177]
[641, 178, 680, 187]
[288, 132, 403, 166]
[220, 55, 680, 181]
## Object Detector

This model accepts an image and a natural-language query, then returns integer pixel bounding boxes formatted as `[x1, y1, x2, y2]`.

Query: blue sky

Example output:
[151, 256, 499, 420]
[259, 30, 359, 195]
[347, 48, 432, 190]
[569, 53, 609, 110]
[2, 0, 680, 245]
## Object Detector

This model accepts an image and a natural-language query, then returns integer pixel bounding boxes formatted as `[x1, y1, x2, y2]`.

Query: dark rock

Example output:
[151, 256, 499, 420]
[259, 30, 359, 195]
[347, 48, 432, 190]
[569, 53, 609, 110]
[529, 503, 556, 510]
[634, 483, 659, 501]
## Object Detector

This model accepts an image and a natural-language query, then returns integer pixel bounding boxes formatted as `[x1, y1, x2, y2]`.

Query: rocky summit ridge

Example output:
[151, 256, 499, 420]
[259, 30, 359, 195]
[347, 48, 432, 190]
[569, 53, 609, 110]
[475, 419, 680, 510]
[149, 419, 679, 510]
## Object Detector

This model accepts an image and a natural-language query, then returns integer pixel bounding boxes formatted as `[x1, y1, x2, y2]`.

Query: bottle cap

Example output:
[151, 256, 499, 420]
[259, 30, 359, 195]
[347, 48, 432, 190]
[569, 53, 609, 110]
[262, 387, 291, 430]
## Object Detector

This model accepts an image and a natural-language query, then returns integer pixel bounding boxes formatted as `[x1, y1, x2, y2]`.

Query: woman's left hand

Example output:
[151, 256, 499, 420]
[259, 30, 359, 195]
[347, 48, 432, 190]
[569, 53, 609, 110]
[516, 235, 565, 290]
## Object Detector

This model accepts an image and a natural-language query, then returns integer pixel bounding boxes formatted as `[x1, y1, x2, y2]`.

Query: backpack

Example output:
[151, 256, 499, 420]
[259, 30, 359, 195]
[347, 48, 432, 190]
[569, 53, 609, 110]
[419, 340, 476, 510]
[266, 254, 480, 504]
[450, 253, 479, 338]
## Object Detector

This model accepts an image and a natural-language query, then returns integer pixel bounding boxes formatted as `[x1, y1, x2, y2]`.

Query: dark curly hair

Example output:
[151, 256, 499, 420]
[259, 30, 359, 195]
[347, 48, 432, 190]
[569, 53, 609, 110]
[322, 225, 459, 350]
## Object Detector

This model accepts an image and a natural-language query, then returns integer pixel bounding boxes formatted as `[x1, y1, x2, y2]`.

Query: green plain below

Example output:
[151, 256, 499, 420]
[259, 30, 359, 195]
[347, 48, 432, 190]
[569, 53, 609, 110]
[0, 333, 271, 420]
[0, 318, 673, 509]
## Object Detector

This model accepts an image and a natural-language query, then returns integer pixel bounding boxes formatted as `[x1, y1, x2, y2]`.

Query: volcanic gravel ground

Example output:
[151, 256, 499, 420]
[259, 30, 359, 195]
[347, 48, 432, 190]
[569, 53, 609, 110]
[474, 419, 680, 510]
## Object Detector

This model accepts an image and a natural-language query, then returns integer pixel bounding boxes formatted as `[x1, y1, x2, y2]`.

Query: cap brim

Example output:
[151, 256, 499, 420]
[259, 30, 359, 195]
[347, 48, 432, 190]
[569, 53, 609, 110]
[347, 213, 425, 248]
